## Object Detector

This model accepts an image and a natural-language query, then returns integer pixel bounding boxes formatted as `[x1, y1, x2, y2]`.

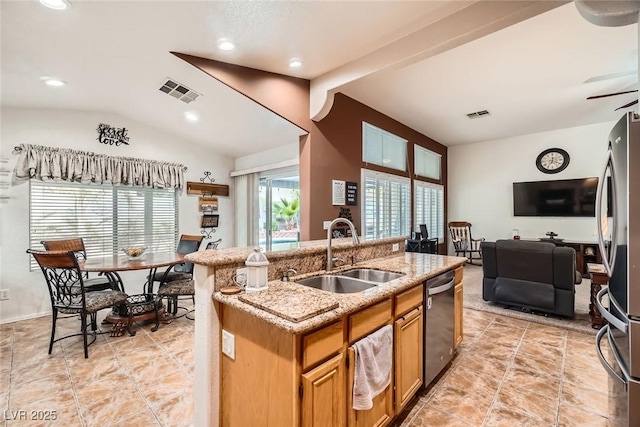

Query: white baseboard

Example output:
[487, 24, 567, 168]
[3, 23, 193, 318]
[0, 310, 50, 325]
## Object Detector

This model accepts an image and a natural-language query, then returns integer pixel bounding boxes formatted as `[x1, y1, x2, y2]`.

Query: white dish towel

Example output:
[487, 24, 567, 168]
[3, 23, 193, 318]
[352, 324, 393, 410]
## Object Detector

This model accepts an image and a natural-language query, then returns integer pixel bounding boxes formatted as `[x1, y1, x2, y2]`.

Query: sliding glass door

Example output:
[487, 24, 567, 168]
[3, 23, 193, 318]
[258, 167, 300, 251]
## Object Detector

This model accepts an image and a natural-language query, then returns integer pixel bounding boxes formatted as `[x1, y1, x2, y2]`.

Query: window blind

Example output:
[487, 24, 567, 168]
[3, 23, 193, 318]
[414, 145, 441, 180]
[362, 122, 407, 172]
[362, 169, 410, 240]
[30, 181, 177, 269]
[414, 181, 445, 243]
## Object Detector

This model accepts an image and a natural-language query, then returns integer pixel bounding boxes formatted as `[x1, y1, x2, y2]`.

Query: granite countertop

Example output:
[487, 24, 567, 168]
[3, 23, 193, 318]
[213, 252, 467, 334]
[185, 236, 405, 267]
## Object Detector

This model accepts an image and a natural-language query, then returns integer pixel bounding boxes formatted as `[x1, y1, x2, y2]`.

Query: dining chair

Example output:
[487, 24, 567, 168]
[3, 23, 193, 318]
[151, 235, 203, 317]
[147, 235, 204, 287]
[40, 238, 121, 291]
[27, 249, 129, 358]
[206, 238, 222, 250]
[448, 221, 485, 265]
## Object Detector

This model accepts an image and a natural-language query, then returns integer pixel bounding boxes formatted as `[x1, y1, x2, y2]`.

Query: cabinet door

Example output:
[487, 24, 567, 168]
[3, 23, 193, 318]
[347, 347, 394, 427]
[301, 352, 346, 427]
[394, 307, 423, 410]
[454, 282, 463, 349]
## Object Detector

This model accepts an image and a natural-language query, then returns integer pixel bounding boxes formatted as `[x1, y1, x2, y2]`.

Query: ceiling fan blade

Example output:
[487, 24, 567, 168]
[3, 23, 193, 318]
[583, 70, 637, 84]
[615, 99, 639, 111]
[587, 89, 638, 100]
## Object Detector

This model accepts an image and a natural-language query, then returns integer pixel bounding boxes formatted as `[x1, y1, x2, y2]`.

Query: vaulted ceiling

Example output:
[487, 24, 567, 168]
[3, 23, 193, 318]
[1, 1, 637, 158]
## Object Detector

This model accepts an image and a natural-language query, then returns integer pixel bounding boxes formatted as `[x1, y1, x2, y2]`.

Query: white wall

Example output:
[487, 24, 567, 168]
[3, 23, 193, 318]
[448, 120, 615, 250]
[0, 107, 234, 324]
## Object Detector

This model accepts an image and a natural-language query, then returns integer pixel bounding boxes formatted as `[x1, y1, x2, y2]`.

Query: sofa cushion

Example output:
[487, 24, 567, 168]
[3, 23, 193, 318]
[493, 277, 555, 311]
[495, 240, 555, 284]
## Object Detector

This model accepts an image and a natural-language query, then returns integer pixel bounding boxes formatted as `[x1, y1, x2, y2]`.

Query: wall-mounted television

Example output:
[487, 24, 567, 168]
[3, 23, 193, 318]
[513, 177, 599, 217]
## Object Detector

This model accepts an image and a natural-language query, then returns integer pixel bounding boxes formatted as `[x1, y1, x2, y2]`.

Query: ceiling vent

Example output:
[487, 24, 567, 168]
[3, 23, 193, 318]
[466, 110, 490, 119]
[159, 78, 201, 104]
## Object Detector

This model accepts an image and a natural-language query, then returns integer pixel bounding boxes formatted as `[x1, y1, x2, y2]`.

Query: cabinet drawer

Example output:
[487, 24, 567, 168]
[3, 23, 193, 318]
[349, 299, 392, 343]
[454, 266, 463, 285]
[302, 320, 344, 370]
[394, 284, 423, 317]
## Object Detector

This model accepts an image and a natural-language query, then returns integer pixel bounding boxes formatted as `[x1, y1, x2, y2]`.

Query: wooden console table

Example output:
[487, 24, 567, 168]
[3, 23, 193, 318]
[587, 263, 608, 329]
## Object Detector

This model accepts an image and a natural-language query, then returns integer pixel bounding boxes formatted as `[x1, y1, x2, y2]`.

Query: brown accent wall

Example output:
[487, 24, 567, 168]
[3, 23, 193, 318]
[300, 93, 448, 245]
[172, 52, 311, 132]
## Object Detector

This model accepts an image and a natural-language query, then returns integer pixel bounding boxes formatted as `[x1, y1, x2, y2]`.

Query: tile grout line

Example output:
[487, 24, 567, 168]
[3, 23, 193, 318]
[555, 332, 568, 427]
[62, 340, 88, 427]
[106, 325, 164, 426]
[480, 318, 529, 427]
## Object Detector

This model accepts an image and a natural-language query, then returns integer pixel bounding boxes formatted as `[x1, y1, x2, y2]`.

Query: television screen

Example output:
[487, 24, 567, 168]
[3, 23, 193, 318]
[513, 177, 599, 217]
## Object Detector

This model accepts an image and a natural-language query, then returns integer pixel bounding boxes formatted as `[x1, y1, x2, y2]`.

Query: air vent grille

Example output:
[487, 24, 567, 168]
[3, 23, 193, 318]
[159, 78, 201, 104]
[466, 110, 490, 119]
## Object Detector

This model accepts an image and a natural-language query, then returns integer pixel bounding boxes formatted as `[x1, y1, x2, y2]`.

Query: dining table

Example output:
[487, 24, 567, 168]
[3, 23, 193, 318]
[79, 252, 186, 336]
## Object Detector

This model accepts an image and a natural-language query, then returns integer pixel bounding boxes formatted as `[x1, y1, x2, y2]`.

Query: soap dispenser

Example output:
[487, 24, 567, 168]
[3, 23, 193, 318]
[244, 248, 270, 292]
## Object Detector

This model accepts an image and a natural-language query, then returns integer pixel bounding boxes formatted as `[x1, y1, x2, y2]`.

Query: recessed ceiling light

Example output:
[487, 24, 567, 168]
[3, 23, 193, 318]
[41, 77, 66, 87]
[289, 58, 303, 68]
[218, 39, 235, 51]
[184, 111, 199, 122]
[39, 0, 70, 10]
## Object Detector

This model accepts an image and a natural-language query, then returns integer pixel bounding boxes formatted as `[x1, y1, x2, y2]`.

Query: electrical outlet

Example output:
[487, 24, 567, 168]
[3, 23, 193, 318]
[323, 221, 331, 230]
[0, 289, 9, 301]
[392, 243, 399, 252]
[222, 329, 235, 360]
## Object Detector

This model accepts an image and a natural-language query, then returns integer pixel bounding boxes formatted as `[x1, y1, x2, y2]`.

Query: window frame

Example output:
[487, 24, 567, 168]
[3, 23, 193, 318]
[362, 122, 408, 172]
[413, 180, 445, 244]
[414, 145, 442, 181]
[29, 180, 178, 269]
[361, 168, 411, 241]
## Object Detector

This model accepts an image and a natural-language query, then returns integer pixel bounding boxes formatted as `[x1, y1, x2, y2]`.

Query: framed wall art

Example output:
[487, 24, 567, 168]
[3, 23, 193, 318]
[201, 214, 219, 228]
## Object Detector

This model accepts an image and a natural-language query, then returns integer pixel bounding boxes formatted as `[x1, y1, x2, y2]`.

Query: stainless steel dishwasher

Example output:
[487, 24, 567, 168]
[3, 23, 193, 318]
[424, 270, 455, 386]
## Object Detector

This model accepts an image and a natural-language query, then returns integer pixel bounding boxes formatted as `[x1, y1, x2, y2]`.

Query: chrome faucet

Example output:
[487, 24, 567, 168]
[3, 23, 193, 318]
[281, 268, 297, 282]
[326, 218, 360, 271]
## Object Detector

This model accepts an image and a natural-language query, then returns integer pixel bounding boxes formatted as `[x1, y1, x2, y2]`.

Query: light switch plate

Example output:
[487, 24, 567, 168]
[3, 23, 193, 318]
[222, 329, 235, 360]
[323, 221, 331, 230]
[392, 243, 399, 252]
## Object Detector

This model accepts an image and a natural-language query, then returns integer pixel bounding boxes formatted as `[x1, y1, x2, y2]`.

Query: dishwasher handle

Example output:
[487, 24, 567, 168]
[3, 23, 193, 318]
[428, 279, 454, 296]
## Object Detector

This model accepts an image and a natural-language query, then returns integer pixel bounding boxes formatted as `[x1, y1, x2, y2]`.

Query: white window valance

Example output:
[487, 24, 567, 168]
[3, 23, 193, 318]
[13, 143, 185, 189]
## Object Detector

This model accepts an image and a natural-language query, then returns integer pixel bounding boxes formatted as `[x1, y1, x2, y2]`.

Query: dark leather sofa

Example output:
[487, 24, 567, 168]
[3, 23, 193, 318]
[482, 239, 582, 318]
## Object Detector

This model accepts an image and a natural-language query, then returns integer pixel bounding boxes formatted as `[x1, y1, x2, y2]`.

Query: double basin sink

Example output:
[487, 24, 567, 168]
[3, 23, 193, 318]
[294, 268, 405, 294]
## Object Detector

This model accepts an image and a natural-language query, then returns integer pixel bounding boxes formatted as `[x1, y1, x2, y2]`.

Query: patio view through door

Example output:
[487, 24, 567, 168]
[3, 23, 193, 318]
[258, 167, 300, 251]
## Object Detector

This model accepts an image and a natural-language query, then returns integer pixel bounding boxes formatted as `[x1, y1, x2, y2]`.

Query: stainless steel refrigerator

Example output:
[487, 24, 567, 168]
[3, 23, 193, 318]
[595, 111, 640, 427]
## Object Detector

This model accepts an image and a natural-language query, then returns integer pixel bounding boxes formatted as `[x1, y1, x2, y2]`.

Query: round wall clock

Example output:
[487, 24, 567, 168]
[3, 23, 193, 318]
[536, 148, 570, 174]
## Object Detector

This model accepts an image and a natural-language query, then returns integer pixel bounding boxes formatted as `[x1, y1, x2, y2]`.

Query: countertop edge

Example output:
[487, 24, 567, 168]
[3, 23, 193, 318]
[212, 254, 467, 335]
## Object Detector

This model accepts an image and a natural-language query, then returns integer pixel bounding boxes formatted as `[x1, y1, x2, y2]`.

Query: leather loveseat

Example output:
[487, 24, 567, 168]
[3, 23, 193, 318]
[481, 239, 582, 318]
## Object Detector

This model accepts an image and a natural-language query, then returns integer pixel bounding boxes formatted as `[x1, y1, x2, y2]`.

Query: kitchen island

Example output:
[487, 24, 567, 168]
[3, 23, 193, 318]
[186, 237, 466, 427]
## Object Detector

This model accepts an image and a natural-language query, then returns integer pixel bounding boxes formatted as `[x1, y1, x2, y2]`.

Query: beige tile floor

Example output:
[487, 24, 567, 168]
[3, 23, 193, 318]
[398, 309, 612, 427]
[1, 306, 610, 426]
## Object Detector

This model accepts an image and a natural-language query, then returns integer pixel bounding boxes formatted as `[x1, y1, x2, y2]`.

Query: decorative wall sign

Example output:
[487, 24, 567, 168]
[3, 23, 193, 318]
[201, 214, 219, 228]
[332, 180, 346, 205]
[346, 181, 358, 206]
[96, 123, 130, 146]
[199, 196, 219, 212]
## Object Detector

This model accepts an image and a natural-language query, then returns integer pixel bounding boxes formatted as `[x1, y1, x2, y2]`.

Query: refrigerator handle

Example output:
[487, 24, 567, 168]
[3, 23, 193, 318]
[608, 147, 619, 275]
[596, 287, 628, 333]
[595, 148, 617, 277]
[595, 325, 627, 390]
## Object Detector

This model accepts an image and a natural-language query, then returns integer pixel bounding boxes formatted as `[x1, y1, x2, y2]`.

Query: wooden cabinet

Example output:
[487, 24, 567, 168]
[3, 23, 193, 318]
[346, 346, 394, 427]
[394, 306, 423, 410]
[301, 353, 346, 427]
[454, 267, 463, 349]
[220, 269, 458, 427]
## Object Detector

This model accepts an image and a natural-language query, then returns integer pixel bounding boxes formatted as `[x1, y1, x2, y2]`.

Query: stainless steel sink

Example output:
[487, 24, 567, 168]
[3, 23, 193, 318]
[339, 268, 405, 283]
[294, 275, 377, 293]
